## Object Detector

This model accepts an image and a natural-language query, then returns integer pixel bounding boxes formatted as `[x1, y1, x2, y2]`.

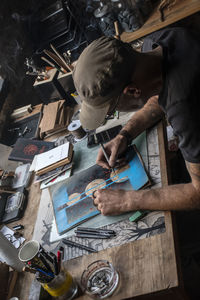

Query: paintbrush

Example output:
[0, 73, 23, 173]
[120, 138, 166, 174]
[100, 142, 116, 174]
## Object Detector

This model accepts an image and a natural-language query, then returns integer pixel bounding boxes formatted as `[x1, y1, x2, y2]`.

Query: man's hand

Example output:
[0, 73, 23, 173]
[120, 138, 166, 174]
[93, 189, 132, 215]
[96, 135, 128, 169]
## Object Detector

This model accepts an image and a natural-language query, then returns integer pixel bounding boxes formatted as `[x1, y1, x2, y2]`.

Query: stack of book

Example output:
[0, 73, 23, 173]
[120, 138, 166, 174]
[32, 142, 73, 188]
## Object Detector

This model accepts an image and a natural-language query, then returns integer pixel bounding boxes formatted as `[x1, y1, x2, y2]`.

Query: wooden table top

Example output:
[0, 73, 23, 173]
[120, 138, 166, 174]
[64, 121, 180, 299]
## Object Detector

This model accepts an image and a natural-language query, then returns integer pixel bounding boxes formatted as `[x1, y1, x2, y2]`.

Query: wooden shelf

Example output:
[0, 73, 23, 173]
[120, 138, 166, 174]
[121, 0, 200, 43]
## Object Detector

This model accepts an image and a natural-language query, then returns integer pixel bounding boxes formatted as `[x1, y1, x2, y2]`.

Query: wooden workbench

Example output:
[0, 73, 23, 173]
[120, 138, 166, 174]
[62, 120, 187, 300]
[121, 0, 200, 43]
[11, 117, 188, 300]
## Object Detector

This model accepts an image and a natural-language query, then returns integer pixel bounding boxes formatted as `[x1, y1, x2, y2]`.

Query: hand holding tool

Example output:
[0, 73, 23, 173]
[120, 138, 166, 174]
[100, 142, 115, 173]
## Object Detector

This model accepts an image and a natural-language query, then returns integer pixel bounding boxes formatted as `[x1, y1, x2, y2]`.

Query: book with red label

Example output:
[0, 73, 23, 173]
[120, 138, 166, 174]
[8, 138, 55, 163]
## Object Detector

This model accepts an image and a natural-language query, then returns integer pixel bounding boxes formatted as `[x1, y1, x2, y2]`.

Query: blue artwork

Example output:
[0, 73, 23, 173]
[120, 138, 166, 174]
[49, 146, 150, 235]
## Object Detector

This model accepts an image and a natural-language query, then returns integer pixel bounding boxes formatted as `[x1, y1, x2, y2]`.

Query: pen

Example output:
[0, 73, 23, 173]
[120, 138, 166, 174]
[39, 249, 54, 264]
[28, 262, 54, 278]
[36, 267, 54, 278]
[100, 142, 115, 173]
[38, 253, 53, 273]
[53, 255, 59, 275]
[75, 230, 115, 237]
[35, 272, 52, 283]
[44, 168, 66, 185]
[75, 232, 113, 239]
[62, 238, 97, 253]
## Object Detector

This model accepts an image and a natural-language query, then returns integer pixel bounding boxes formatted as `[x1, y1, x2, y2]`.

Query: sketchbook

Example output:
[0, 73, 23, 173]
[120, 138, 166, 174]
[35, 143, 73, 176]
[49, 145, 150, 235]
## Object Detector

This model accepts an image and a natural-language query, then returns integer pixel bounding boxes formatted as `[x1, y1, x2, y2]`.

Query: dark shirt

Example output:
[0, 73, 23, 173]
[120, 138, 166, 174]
[142, 27, 200, 163]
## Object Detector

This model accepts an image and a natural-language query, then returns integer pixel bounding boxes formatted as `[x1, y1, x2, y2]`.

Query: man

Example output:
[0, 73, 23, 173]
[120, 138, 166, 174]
[72, 27, 200, 215]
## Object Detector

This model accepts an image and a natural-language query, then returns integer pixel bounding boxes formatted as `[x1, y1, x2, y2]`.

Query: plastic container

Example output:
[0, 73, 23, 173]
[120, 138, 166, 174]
[5, 192, 24, 213]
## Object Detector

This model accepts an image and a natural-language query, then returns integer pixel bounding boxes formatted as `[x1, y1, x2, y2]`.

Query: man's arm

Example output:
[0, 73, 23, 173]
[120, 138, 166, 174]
[93, 161, 200, 214]
[96, 95, 164, 168]
[120, 95, 165, 140]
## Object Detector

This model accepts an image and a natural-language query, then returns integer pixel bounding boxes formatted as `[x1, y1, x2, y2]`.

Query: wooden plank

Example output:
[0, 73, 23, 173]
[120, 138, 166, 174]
[8, 182, 42, 299]
[39, 101, 60, 134]
[13, 104, 43, 122]
[6, 270, 18, 300]
[65, 233, 178, 299]
[121, 0, 200, 43]
[65, 121, 179, 299]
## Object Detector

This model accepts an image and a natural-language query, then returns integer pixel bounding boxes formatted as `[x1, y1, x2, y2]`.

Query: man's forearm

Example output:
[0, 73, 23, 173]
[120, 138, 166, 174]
[121, 96, 164, 140]
[127, 182, 200, 211]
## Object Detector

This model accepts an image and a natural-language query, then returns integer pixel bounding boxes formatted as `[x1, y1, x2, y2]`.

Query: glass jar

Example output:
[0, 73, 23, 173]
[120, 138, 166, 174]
[42, 269, 78, 299]
[81, 260, 119, 299]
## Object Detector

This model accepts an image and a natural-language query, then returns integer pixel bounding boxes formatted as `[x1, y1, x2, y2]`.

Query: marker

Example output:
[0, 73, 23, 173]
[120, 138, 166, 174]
[53, 255, 59, 275]
[38, 253, 53, 273]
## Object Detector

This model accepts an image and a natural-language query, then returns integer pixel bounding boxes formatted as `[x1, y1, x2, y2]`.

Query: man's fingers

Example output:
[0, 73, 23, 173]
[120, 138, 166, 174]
[115, 158, 127, 168]
[92, 189, 101, 206]
[97, 160, 110, 169]
[109, 147, 118, 168]
[92, 190, 97, 199]
[96, 149, 110, 169]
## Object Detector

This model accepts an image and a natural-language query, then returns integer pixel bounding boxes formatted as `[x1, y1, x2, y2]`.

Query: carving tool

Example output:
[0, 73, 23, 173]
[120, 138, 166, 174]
[38, 253, 53, 274]
[75, 232, 114, 239]
[75, 227, 116, 239]
[100, 142, 115, 174]
[39, 248, 54, 264]
[76, 227, 116, 235]
[62, 238, 97, 253]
